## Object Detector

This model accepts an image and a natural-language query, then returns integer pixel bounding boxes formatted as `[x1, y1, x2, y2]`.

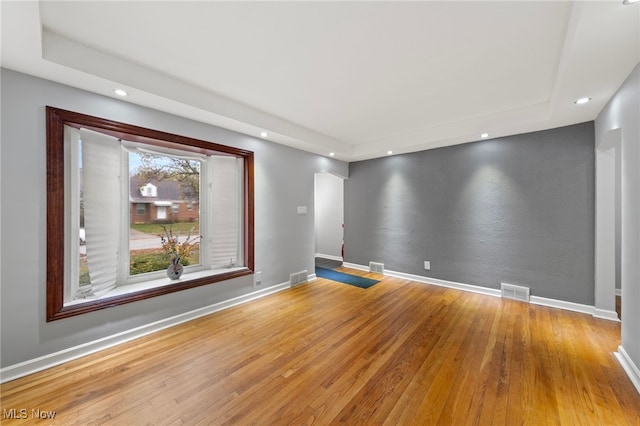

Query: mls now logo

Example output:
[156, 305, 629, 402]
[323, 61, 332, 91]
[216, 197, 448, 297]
[3, 408, 57, 419]
[3, 408, 28, 419]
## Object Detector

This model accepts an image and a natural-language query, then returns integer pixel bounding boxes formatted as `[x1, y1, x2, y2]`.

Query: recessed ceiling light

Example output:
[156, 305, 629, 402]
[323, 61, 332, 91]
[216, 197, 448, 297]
[114, 89, 128, 97]
[623, 0, 639, 5]
[387, 150, 393, 155]
[574, 97, 591, 105]
[260, 132, 268, 138]
[481, 133, 489, 139]
[329, 152, 335, 157]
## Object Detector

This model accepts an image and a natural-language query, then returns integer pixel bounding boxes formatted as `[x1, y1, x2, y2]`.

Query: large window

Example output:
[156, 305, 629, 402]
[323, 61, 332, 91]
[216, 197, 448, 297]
[47, 107, 254, 321]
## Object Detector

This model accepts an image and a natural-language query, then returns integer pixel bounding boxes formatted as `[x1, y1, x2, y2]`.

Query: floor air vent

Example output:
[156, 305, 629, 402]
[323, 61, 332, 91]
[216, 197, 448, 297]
[501, 283, 530, 302]
[290, 270, 308, 286]
[369, 262, 384, 274]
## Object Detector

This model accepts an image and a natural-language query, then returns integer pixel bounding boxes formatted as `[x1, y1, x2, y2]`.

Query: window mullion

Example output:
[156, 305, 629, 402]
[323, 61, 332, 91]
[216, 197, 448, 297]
[118, 146, 130, 285]
[201, 158, 212, 270]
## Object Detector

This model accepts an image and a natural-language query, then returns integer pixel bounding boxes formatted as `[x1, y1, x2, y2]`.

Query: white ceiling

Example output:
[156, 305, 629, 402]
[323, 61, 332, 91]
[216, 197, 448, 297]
[2, 1, 639, 161]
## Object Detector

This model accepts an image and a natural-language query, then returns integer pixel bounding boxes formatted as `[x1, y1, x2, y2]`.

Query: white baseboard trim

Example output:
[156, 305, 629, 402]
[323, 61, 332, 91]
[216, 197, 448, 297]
[315, 253, 343, 262]
[342, 262, 369, 272]
[0, 282, 290, 384]
[616, 288, 622, 297]
[530, 295, 590, 315]
[593, 308, 621, 321]
[342, 262, 501, 298]
[342, 262, 619, 321]
[615, 345, 640, 395]
[307, 273, 317, 282]
[389, 270, 502, 298]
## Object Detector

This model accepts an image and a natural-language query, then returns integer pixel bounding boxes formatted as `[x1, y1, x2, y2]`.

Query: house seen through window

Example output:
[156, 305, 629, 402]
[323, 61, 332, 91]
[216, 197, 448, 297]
[127, 151, 201, 276]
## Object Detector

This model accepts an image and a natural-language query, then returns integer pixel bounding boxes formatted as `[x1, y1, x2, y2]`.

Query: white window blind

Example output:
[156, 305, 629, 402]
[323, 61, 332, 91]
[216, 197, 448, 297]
[80, 128, 121, 296]
[207, 156, 243, 268]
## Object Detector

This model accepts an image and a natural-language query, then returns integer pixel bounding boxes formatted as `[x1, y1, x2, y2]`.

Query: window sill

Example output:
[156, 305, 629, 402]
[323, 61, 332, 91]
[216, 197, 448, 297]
[64, 267, 251, 309]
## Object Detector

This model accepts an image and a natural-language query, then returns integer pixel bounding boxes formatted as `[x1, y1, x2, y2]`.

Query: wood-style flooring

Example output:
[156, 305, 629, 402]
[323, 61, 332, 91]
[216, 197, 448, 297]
[2, 268, 639, 425]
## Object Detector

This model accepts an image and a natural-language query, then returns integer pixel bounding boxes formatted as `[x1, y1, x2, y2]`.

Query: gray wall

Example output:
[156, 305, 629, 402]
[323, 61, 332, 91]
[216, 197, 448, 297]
[314, 173, 344, 258]
[345, 123, 595, 304]
[596, 63, 640, 373]
[0, 68, 347, 368]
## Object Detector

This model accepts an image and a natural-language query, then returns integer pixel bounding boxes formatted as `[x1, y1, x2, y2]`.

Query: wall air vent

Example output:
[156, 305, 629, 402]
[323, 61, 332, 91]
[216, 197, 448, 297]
[501, 283, 530, 302]
[369, 262, 384, 274]
[290, 270, 308, 286]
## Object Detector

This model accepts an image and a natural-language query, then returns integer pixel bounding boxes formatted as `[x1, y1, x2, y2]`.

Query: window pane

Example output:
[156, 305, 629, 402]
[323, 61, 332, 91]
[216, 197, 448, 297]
[129, 152, 201, 276]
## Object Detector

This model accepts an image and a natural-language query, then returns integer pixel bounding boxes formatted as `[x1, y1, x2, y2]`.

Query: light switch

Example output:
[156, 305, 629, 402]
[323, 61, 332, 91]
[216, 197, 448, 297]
[297, 206, 307, 215]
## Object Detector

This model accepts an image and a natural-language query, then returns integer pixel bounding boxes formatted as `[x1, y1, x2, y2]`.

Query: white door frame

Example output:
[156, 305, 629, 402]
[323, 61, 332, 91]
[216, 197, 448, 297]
[595, 128, 621, 321]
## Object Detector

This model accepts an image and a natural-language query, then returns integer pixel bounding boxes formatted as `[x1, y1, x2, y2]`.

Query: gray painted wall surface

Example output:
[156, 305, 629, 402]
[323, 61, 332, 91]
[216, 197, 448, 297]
[314, 173, 344, 258]
[0, 69, 347, 368]
[596, 63, 640, 372]
[345, 123, 595, 304]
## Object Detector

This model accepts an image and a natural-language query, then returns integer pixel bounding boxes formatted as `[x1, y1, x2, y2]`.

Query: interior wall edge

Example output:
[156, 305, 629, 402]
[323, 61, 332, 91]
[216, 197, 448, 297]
[615, 345, 640, 396]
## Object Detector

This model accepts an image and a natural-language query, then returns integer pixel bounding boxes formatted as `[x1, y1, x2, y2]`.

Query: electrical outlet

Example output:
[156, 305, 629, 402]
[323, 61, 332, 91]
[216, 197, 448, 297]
[424, 261, 431, 270]
[254, 271, 262, 287]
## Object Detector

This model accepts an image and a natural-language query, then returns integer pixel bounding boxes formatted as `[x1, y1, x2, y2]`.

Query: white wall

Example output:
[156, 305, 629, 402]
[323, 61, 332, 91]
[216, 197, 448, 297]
[0, 68, 348, 372]
[314, 173, 344, 259]
[595, 62, 640, 391]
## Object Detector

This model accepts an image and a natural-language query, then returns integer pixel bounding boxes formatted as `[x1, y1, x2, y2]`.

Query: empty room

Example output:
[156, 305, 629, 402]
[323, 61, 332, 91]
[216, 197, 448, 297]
[1, 1, 640, 424]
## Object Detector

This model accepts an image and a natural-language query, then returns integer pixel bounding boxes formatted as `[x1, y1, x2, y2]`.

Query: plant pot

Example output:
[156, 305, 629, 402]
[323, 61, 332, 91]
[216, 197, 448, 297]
[167, 258, 184, 280]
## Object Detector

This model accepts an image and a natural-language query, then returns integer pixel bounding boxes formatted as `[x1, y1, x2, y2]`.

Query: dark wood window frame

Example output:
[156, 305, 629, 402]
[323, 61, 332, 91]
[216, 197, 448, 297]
[46, 106, 255, 321]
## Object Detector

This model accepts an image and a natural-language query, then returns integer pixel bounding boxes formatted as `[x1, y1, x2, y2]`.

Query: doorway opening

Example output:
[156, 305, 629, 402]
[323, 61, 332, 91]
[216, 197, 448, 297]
[314, 172, 345, 271]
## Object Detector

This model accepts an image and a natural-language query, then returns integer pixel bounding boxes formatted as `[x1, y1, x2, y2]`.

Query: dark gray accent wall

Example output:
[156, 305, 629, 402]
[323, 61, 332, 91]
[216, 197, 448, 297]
[345, 123, 595, 304]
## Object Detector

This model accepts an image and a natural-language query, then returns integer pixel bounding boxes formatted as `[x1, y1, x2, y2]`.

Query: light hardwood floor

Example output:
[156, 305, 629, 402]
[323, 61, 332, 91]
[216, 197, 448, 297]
[2, 268, 639, 425]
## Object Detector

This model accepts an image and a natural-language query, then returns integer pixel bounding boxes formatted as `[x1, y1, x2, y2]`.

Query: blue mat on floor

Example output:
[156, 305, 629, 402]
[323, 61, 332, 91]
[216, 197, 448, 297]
[315, 267, 379, 289]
